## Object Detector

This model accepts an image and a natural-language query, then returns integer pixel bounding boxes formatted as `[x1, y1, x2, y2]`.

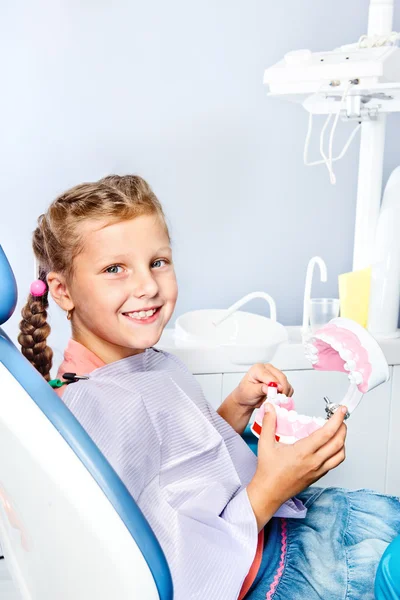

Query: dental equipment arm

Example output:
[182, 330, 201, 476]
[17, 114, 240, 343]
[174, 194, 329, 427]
[263, 0, 400, 272]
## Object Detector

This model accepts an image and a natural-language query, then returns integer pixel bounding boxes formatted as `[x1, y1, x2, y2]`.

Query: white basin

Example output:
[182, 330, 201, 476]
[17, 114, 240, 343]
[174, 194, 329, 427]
[173, 309, 288, 365]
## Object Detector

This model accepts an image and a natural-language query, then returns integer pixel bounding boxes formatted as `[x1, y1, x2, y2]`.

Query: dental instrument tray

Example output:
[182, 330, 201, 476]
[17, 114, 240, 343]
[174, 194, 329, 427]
[264, 46, 400, 113]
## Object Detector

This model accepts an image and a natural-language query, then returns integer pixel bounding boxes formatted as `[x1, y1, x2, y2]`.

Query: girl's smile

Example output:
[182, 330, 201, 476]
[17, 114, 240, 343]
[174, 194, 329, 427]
[122, 305, 162, 324]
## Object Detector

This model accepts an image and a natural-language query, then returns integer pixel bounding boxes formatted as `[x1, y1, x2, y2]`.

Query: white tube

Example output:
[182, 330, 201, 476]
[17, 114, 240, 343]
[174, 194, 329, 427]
[367, 0, 394, 36]
[352, 117, 387, 271]
[302, 256, 328, 334]
[213, 291, 277, 326]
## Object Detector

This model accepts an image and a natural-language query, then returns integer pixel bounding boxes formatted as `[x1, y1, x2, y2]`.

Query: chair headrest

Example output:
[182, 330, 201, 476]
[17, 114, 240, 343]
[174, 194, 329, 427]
[0, 245, 18, 325]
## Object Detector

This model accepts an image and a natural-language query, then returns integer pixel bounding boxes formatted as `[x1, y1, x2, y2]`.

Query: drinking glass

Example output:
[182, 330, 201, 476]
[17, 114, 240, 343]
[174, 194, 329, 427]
[309, 298, 340, 332]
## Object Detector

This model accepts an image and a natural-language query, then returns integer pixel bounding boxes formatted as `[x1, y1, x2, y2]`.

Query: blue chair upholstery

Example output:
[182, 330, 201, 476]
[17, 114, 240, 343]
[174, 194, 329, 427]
[375, 535, 400, 599]
[0, 246, 17, 326]
[0, 245, 173, 599]
[242, 424, 258, 455]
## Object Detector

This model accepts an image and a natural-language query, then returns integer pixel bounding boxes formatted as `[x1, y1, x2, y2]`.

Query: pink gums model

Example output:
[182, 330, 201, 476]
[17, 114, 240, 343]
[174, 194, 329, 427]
[251, 317, 389, 444]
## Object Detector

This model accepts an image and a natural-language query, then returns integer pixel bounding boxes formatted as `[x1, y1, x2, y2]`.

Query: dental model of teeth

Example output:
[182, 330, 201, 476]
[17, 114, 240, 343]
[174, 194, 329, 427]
[251, 317, 390, 444]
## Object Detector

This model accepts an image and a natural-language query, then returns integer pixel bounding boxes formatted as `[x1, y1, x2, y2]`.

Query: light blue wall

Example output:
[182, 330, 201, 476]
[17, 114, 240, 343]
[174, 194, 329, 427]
[1, 0, 399, 366]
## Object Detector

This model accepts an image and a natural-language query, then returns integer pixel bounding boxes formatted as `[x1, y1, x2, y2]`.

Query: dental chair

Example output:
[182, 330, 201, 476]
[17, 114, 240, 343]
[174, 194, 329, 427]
[1, 245, 399, 600]
[0, 243, 173, 599]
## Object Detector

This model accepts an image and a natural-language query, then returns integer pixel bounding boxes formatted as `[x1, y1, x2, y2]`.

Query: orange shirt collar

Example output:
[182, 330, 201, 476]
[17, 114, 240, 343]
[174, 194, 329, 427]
[55, 339, 105, 397]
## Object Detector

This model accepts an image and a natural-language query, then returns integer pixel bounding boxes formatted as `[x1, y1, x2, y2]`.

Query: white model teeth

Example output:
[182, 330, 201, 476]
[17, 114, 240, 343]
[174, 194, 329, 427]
[305, 343, 319, 365]
[344, 360, 356, 372]
[313, 333, 363, 385]
[317, 334, 350, 363]
[317, 334, 340, 353]
[276, 407, 321, 425]
[298, 414, 313, 424]
[127, 309, 157, 320]
[354, 371, 363, 385]
[341, 349, 353, 361]
[305, 343, 318, 355]
[348, 371, 363, 385]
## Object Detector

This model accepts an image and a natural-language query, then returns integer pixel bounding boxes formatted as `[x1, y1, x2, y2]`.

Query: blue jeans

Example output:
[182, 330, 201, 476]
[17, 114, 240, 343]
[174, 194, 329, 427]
[245, 487, 400, 600]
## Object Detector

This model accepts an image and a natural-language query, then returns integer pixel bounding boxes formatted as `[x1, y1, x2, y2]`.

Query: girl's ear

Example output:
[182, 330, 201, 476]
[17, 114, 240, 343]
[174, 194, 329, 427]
[47, 272, 74, 312]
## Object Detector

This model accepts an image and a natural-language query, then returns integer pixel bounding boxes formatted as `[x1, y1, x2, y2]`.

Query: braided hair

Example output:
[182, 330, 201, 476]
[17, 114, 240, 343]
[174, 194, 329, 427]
[18, 268, 53, 380]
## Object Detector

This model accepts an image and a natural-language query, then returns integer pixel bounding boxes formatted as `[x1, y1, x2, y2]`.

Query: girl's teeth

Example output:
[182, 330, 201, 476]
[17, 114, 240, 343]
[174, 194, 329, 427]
[128, 309, 157, 319]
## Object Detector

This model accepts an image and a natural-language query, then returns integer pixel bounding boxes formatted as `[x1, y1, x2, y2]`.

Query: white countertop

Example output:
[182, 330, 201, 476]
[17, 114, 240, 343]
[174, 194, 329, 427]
[156, 326, 400, 374]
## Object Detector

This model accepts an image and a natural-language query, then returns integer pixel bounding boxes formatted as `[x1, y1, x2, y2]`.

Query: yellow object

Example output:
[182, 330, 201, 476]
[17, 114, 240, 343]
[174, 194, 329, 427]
[338, 267, 371, 328]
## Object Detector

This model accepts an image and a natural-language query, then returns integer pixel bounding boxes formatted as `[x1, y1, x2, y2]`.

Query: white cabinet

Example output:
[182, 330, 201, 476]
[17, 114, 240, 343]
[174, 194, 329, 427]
[199, 368, 394, 494]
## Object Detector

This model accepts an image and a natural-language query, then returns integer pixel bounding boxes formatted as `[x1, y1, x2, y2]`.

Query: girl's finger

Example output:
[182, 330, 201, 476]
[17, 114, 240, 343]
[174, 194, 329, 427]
[261, 380, 279, 395]
[296, 408, 347, 454]
[315, 423, 347, 464]
[259, 403, 278, 450]
[261, 364, 290, 393]
[317, 446, 346, 476]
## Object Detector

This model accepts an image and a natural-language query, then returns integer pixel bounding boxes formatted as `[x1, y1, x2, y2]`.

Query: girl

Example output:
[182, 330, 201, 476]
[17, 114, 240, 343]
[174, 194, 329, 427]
[19, 175, 400, 599]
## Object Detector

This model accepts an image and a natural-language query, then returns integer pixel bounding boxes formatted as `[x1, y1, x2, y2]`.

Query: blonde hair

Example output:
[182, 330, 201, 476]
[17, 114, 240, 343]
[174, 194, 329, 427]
[18, 175, 168, 380]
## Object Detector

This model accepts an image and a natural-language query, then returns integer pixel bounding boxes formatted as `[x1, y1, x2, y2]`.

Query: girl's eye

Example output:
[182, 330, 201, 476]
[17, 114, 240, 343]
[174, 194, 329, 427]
[105, 265, 123, 274]
[152, 259, 168, 269]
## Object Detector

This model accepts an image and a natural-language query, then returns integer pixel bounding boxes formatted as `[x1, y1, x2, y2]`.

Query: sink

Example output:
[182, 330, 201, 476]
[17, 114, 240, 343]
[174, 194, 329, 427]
[173, 309, 288, 365]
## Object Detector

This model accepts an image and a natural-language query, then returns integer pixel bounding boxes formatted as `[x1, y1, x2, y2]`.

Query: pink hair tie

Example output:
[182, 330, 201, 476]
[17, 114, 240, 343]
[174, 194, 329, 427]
[30, 279, 47, 297]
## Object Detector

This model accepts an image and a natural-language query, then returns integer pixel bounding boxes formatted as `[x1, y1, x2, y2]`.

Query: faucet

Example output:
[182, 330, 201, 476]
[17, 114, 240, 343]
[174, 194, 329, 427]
[302, 256, 328, 335]
[213, 292, 277, 327]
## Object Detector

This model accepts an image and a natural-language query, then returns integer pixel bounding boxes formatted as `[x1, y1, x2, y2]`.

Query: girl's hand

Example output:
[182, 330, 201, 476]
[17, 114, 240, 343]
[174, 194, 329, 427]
[247, 403, 347, 531]
[232, 363, 294, 410]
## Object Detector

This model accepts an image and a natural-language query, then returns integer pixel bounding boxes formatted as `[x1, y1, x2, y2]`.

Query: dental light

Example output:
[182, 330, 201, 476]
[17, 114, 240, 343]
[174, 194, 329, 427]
[263, 0, 400, 271]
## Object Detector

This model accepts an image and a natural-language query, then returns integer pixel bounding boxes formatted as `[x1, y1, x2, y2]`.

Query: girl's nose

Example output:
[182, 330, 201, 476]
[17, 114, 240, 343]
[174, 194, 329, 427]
[132, 269, 159, 299]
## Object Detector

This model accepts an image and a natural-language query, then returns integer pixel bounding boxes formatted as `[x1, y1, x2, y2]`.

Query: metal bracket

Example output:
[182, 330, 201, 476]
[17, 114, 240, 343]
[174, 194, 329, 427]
[322, 90, 390, 121]
[340, 103, 380, 121]
[324, 397, 350, 420]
